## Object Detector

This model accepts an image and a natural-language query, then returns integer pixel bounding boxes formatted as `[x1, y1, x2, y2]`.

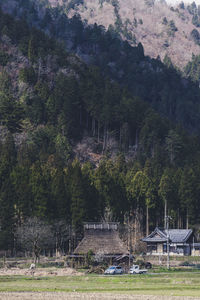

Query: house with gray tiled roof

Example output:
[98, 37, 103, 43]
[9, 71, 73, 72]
[142, 227, 194, 256]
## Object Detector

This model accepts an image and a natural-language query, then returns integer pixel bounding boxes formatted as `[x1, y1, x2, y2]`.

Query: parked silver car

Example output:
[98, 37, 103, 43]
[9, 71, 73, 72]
[104, 266, 124, 275]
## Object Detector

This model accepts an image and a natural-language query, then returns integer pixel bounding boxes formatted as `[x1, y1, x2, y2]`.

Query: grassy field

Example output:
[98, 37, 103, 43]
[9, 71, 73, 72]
[0, 272, 200, 297]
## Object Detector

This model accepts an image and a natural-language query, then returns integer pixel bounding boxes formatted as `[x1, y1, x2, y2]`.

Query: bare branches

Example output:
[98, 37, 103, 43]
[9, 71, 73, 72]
[16, 217, 54, 262]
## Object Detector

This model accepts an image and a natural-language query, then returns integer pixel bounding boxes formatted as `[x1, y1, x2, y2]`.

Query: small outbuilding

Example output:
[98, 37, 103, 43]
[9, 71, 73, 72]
[142, 227, 194, 256]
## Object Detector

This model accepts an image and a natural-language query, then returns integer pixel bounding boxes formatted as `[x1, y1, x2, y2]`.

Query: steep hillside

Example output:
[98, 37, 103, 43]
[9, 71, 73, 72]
[1, 0, 200, 135]
[1, 0, 200, 134]
[1, 6, 200, 252]
[52, 0, 200, 68]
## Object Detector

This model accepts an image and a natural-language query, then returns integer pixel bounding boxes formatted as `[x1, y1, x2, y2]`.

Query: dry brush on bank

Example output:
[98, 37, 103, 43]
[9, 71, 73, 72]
[0, 293, 199, 300]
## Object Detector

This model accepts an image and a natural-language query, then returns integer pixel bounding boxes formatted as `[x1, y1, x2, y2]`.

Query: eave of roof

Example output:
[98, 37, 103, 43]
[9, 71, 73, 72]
[142, 237, 167, 243]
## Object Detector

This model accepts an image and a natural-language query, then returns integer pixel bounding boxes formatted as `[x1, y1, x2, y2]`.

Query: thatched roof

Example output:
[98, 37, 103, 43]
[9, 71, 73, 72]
[74, 223, 129, 255]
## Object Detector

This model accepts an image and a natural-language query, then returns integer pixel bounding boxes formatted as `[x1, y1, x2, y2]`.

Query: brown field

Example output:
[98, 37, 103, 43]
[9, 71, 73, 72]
[0, 293, 199, 300]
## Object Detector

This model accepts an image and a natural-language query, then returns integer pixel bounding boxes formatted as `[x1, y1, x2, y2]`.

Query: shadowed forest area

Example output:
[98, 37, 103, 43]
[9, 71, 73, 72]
[1, 1, 200, 256]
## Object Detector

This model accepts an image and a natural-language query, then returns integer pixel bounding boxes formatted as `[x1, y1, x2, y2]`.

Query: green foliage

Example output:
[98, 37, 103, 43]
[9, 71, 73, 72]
[86, 249, 94, 266]
[167, 20, 178, 37]
[162, 17, 168, 25]
[0, 134, 16, 249]
[55, 133, 71, 164]
[29, 162, 49, 218]
[50, 168, 70, 220]
[11, 165, 33, 220]
[179, 2, 185, 9]
[0, 92, 24, 133]
[0, 49, 10, 66]
[191, 29, 200, 45]
[192, 14, 200, 27]
[66, 0, 83, 12]
[165, 130, 183, 164]
[69, 160, 87, 231]
[1, 3, 200, 135]
[19, 67, 37, 85]
[1, 3, 200, 252]
[163, 55, 173, 68]
[179, 167, 200, 224]
[144, 0, 155, 7]
[187, 1, 197, 15]
[184, 54, 200, 82]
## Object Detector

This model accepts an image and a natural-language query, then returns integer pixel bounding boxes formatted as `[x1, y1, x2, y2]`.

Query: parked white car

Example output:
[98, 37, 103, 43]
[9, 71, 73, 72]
[129, 265, 147, 274]
[104, 266, 124, 275]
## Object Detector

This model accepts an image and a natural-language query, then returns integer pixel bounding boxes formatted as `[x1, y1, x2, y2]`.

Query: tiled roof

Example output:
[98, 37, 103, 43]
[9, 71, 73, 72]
[164, 229, 193, 243]
[142, 227, 193, 243]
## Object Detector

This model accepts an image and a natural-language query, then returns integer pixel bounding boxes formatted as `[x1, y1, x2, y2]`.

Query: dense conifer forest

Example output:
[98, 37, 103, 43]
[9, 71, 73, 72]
[1, 1, 200, 253]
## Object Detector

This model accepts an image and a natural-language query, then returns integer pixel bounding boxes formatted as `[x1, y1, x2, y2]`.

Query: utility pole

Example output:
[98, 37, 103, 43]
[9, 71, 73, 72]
[124, 214, 132, 269]
[165, 215, 171, 270]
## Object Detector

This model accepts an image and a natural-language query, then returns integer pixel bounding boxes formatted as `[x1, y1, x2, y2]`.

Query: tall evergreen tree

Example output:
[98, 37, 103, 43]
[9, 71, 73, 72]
[70, 160, 86, 233]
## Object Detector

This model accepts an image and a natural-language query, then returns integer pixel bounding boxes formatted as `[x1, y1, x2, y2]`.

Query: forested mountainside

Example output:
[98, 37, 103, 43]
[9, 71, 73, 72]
[47, 0, 200, 68]
[1, 7, 200, 253]
[1, 0, 200, 134]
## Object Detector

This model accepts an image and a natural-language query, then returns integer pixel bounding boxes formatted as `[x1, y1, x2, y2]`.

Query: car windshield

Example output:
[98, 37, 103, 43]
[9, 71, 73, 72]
[108, 267, 116, 270]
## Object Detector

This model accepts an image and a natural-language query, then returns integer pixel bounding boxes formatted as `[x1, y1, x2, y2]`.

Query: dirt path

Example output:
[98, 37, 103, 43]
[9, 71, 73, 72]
[0, 293, 199, 300]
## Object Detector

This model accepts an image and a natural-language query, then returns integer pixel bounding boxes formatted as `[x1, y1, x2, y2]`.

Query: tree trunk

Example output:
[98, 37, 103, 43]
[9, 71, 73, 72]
[119, 125, 122, 146]
[186, 208, 189, 229]
[38, 58, 42, 81]
[92, 117, 95, 136]
[146, 205, 149, 236]
[135, 129, 138, 151]
[79, 107, 82, 125]
[86, 113, 89, 129]
[106, 127, 109, 146]
[177, 208, 179, 229]
[151, 141, 155, 158]
[103, 123, 107, 152]
[134, 211, 137, 253]
[98, 120, 100, 143]
[164, 200, 167, 229]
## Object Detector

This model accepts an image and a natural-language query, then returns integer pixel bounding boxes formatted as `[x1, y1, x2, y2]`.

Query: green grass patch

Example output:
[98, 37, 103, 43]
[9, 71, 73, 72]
[0, 272, 200, 296]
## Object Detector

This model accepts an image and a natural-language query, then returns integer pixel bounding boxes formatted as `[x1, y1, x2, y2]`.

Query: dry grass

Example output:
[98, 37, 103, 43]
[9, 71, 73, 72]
[0, 267, 83, 277]
[0, 293, 199, 300]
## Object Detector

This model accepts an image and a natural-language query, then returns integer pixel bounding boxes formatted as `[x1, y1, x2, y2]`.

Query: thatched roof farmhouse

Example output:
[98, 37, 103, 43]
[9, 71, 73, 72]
[74, 222, 129, 256]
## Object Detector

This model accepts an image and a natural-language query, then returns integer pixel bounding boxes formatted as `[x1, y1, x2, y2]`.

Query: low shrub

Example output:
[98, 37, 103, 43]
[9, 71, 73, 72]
[179, 261, 195, 267]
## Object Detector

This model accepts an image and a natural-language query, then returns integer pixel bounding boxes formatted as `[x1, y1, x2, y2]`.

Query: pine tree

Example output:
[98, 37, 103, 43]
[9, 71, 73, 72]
[29, 162, 49, 219]
[159, 168, 175, 228]
[51, 168, 70, 221]
[11, 165, 33, 224]
[70, 160, 86, 233]
[0, 92, 24, 133]
[179, 167, 196, 228]
[0, 134, 16, 249]
[28, 36, 35, 63]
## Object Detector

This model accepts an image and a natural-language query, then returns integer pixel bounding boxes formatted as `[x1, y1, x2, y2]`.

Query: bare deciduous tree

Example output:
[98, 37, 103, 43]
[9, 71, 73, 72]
[52, 220, 71, 256]
[16, 217, 54, 263]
